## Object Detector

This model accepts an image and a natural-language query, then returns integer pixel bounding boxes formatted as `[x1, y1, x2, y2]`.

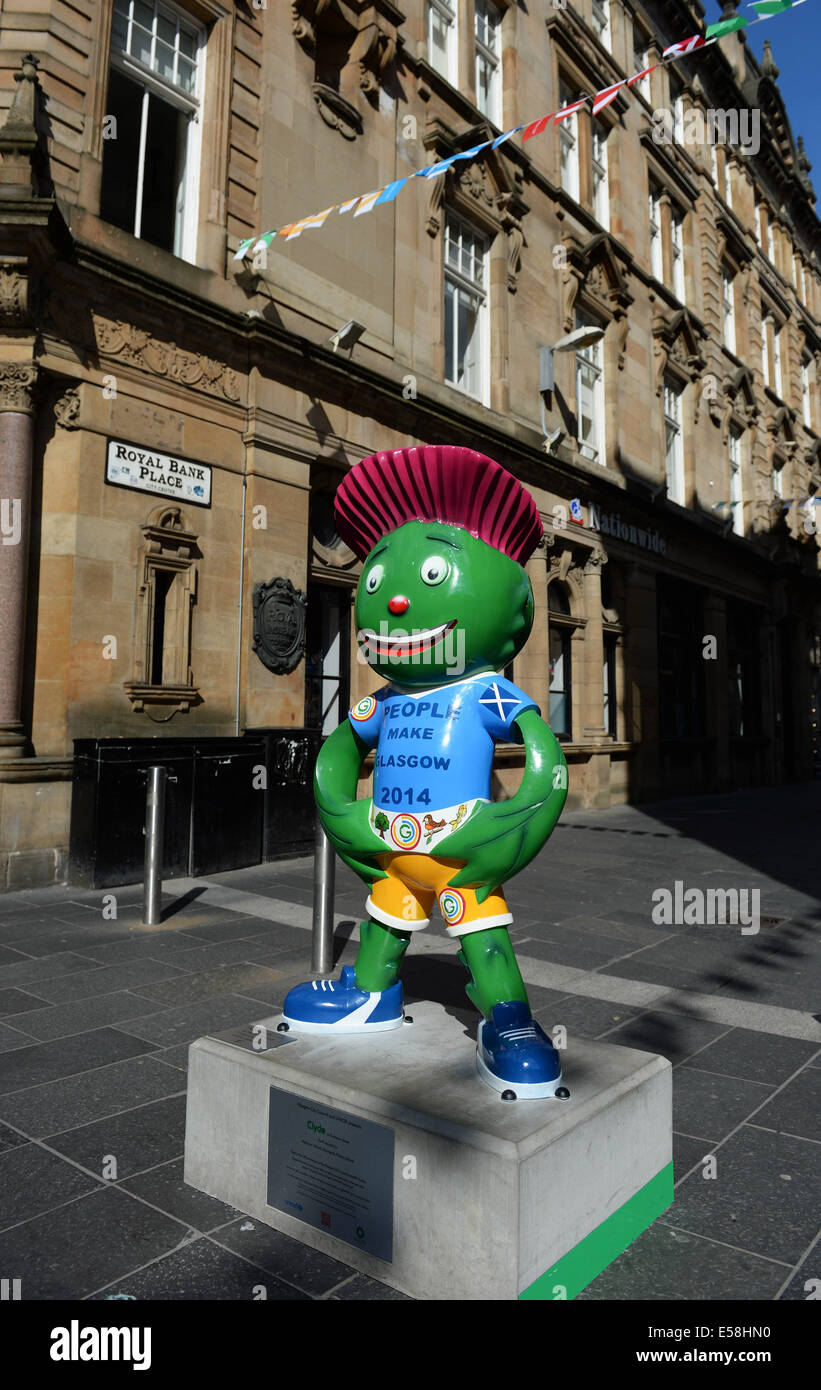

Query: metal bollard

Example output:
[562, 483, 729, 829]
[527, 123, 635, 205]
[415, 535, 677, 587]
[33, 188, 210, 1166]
[142, 765, 167, 926]
[311, 813, 335, 974]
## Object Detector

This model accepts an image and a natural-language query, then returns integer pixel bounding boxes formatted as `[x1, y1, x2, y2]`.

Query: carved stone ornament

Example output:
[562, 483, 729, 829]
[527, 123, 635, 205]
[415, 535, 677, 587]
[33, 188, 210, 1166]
[253, 577, 308, 675]
[311, 82, 363, 140]
[0, 361, 38, 414]
[349, 20, 397, 97]
[92, 317, 241, 402]
[0, 259, 30, 328]
[425, 132, 530, 291]
[708, 364, 759, 442]
[652, 307, 707, 399]
[54, 386, 80, 429]
[562, 231, 634, 337]
[294, 0, 400, 122]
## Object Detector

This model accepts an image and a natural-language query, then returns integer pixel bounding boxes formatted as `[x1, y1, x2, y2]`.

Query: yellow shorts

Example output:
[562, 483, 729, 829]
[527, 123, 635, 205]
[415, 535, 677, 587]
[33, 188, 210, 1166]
[366, 853, 512, 938]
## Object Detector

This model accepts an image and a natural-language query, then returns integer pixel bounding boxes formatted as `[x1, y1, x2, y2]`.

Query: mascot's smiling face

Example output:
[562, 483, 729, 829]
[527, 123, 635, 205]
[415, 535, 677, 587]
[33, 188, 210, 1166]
[354, 520, 534, 687]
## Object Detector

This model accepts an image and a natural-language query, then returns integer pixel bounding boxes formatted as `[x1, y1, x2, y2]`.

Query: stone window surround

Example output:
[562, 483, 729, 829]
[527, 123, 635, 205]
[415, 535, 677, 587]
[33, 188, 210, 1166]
[644, 168, 690, 300]
[424, 116, 528, 413]
[417, 0, 513, 120]
[80, 0, 234, 276]
[124, 504, 200, 717]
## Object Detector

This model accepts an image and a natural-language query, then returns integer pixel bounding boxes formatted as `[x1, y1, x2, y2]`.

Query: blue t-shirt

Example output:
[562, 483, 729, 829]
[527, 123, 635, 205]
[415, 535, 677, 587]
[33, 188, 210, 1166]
[348, 673, 539, 816]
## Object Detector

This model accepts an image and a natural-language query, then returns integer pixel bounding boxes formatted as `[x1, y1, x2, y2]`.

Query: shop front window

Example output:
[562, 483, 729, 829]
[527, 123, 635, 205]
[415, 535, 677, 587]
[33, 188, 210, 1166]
[657, 579, 705, 739]
[305, 584, 351, 735]
[727, 602, 761, 738]
[603, 635, 617, 737]
[548, 582, 576, 741]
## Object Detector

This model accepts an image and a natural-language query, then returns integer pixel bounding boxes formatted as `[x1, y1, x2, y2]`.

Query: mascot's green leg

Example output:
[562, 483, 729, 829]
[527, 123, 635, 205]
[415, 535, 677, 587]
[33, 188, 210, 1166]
[354, 918, 411, 992]
[457, 926, 530, 1019]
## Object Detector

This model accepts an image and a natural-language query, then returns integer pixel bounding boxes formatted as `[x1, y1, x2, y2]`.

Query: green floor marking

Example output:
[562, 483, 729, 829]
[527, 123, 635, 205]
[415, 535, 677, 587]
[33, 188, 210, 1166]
[518, 1162, 674, 1300]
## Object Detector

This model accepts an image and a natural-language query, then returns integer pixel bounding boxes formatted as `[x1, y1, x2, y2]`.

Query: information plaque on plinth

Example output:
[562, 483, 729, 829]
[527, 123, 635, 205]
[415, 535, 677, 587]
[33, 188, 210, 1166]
[184, 1002, 673, 1301]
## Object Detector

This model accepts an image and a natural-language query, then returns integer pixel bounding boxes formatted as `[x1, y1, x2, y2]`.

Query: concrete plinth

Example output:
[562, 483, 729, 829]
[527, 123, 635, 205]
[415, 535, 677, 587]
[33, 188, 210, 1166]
[185, 1002, 672, 1301]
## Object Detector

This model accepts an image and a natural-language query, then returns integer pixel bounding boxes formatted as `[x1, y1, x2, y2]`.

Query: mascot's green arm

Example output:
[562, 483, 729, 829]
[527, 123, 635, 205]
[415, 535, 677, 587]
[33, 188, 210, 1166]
[314, 720, 388, 882]
[444, 707, 568, 897]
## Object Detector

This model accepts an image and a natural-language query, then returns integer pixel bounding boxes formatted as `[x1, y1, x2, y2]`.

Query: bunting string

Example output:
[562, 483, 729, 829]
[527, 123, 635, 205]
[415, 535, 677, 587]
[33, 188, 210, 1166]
[234, 0, 808, 261]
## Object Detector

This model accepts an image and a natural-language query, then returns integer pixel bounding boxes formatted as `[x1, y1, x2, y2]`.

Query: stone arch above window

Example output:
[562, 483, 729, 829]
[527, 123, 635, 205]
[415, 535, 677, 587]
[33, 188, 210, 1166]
[560, 230, 633, 365]
[709, 363, 758, 442]
[423, 120, 529, 292]
[652, 306, 706, 401]
[124, 504, 201, 718]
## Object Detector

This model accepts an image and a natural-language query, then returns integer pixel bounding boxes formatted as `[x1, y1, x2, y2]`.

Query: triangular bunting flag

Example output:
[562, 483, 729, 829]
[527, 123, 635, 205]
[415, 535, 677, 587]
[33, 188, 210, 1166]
[251, 230, 278, 254]
[662, 34, 706, 58]
[592, 80, 626, 114]
[492, 125, 525, 148]
[374, 179, 408, 206]
[627, 64, 657, 87]
[522, 113, 553, 141]
[421, 154, 460, 178]
[553, 98, 588, 124]
[353, 189, 385, 216]
[706, 15, 748, 36]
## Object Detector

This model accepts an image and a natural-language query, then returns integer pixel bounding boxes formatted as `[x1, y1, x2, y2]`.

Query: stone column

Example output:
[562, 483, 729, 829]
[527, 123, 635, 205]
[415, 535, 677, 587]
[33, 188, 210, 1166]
[624, 563, 659, 800]
[0, 362, 37, 759]
[581, 549, 607, 740]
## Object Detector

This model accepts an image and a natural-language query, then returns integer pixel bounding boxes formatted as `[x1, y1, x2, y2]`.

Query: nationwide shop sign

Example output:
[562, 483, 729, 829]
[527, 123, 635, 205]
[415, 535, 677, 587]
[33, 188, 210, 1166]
[587, 501, 666, 555]
[105, 439, 212, 506]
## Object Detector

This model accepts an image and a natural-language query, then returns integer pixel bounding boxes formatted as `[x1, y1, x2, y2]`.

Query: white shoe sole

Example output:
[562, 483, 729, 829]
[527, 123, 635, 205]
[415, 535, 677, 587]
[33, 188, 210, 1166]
[280, 1012, 405, 1036]
[476, 1043, 564, 1099]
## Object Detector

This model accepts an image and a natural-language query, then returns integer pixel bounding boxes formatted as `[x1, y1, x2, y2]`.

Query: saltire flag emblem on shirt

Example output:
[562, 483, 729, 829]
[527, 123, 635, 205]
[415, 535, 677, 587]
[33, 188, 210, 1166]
[234, 0, 808, 262]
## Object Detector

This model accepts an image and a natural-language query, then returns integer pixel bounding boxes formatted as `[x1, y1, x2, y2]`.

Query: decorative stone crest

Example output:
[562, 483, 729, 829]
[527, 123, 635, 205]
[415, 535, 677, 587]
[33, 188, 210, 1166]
[253, 577, 308, 675]
[54, 385, 80, 429]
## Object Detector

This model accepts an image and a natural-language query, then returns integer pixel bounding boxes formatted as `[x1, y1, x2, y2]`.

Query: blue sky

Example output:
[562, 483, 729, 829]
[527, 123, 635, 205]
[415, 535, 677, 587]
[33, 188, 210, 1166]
[707, 0, 821, 190]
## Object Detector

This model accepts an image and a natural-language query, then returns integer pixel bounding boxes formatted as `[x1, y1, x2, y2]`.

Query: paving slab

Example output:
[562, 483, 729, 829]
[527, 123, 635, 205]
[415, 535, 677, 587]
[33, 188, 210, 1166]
[47, 1093, 188, 1180]
[0, 1143, 101, 1229]
[88, 1236, 308, 1301]
[0, 1186, 189, 1299]
[577, 1221, 789, 1300]
[0, 1055, 186, 1138]
[0, 1028, 158, 1097]
[659, 1126, 821, 1265]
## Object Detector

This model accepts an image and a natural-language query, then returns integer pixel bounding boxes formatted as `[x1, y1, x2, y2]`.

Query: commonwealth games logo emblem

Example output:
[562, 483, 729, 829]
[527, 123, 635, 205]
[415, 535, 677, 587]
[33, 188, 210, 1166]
[439, 890, 466, 925]
[389, 814, 421, 849]
[350, 695, 377, 722]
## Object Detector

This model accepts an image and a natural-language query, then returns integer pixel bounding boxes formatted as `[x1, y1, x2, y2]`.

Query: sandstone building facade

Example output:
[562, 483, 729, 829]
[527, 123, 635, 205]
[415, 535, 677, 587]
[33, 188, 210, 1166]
[1, 0, 820, 888]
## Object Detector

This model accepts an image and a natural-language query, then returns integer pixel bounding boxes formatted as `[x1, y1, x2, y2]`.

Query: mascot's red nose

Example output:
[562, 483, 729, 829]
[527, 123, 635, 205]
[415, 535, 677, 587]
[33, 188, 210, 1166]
[388, 595, 410, 614]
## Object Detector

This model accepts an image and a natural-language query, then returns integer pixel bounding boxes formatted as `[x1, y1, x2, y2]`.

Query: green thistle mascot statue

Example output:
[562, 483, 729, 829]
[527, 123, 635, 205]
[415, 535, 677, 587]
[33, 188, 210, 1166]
[283, 445, 569, 1099]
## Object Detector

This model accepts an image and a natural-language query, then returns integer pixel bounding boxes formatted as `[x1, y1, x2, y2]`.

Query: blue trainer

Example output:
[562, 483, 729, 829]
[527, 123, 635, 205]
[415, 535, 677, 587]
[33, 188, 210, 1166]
[281, 965, 404, 1035]
[476, 1001, 563, 1099]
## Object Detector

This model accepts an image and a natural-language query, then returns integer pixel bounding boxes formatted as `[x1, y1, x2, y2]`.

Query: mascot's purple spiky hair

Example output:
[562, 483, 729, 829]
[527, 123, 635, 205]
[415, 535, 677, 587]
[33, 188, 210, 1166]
[334, 445, 543, 566]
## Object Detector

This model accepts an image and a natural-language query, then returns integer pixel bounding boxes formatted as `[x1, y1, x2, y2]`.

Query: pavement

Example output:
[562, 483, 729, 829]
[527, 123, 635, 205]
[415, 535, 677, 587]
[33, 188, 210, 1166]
[0, 781, 818, 1302]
